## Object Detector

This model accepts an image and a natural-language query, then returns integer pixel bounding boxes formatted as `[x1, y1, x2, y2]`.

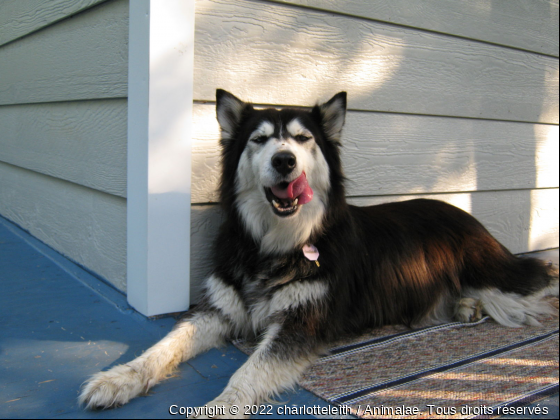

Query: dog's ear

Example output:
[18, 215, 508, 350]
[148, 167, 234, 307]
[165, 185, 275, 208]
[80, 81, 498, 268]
[316, 92, 347, 143]
[216, 89, 250, 141]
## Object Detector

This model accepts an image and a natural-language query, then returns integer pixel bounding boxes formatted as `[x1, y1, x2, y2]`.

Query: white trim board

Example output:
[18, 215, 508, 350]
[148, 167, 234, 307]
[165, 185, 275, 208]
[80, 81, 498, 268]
[127, 0, 195, 316]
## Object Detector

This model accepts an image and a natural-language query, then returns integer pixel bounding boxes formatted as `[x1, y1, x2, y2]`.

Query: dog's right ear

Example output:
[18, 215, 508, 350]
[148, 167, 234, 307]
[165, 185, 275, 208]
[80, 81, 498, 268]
[318, 92, 347, 144]
[216, 89, 250, 141]
[311, 92, 347, 145]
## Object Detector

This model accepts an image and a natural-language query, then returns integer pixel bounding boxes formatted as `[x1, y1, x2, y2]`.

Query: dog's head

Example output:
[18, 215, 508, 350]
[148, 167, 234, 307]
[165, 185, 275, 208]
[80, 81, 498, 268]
[216, 89, 347, 254]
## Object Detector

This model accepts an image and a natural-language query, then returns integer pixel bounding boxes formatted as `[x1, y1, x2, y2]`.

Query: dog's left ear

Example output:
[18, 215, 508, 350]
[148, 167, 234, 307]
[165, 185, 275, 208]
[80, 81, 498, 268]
[315, 92, 347, 143]
[216, 89, 251, 141]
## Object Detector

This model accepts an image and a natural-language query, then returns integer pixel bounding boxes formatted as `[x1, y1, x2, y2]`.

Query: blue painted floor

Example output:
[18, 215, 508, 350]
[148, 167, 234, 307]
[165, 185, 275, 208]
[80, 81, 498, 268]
[0, 215, 557, 419]
[0, 217, 339, 419]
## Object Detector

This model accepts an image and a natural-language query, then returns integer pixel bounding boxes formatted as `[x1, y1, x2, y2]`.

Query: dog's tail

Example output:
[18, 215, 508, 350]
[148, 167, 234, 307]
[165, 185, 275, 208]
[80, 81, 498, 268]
[459, 256, 559, 327]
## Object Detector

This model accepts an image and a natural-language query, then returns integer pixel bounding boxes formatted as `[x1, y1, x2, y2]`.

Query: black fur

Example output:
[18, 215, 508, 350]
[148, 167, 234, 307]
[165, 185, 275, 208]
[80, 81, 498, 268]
[213, 89, 557, 347]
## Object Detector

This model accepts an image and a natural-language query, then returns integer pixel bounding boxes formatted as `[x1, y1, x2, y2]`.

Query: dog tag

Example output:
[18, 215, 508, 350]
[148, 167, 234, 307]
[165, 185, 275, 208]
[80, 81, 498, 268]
[303, 244, 320, 267]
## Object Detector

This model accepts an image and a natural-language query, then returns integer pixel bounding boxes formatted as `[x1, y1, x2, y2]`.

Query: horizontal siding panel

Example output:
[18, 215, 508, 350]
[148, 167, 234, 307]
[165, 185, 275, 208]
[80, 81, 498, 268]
[0, 162, 127, 291]
[194, 0, 559, 124]
[0, 100, 127, 197]
[0, 0, 128, 106]
[271, 0, 559, 57]
[0, 0, 108, 47]
[191, 103, 559, 203]
[349, 189, 559, 256]
[189, 189, 559, 302]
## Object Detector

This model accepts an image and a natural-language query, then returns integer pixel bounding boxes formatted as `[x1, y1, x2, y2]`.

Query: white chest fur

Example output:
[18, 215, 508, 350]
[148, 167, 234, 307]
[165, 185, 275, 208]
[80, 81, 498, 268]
[205, 274, 329, 335]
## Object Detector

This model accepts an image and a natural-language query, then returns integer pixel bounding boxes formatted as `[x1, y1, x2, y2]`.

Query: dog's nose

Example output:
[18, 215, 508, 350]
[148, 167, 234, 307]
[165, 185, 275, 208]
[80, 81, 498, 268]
[271, 152, 297, 176]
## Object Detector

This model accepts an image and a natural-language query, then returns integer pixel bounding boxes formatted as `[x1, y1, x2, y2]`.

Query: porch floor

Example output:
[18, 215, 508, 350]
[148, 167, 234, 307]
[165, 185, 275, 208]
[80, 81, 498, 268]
[0, 215, 557, 419]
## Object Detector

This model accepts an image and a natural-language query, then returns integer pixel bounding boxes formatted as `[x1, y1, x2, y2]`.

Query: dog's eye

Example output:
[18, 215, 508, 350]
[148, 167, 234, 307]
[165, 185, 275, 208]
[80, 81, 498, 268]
[251, 135, 268, 144]
[295, 134, 311, 142]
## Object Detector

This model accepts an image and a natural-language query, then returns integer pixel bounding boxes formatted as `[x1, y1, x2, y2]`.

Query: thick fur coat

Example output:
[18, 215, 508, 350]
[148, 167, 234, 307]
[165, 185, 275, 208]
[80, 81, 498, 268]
[79, 90, 558, 417]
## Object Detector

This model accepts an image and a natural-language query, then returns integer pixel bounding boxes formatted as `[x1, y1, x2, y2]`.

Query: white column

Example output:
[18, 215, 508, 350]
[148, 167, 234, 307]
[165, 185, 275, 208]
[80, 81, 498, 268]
[127, 0, 194, 316]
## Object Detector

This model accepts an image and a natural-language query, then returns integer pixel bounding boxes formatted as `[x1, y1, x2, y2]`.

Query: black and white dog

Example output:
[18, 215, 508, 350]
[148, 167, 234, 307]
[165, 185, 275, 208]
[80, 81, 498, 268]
[80, 90, 558, 415]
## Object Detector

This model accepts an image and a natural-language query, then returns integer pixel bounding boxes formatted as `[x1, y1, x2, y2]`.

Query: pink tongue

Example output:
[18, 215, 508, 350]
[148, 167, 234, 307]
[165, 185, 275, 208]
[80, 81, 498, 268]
[271, 172, 313, 205]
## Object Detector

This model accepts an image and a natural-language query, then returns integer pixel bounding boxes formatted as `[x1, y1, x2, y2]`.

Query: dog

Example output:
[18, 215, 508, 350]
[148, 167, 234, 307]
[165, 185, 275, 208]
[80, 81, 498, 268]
[79, 90, 559, 416]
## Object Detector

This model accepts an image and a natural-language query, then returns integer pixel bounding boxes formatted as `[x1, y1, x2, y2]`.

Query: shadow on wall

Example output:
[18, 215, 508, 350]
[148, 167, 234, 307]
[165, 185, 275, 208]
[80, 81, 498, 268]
[471, 1, 558, 257]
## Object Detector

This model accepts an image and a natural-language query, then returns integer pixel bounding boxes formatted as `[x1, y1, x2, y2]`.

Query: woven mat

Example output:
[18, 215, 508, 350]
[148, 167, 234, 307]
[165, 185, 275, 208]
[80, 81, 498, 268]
[235, 298, 559, 419]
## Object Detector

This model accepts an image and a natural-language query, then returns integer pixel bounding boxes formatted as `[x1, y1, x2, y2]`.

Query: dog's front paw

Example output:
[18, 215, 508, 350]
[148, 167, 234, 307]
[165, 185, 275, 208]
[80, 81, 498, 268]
[78, 364, 146, 410]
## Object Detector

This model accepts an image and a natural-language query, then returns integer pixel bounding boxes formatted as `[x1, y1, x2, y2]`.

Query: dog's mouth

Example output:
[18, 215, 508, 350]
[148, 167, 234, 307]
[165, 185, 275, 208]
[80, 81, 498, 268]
[264, 172, 314, 217]
[265, 186, 301, 217]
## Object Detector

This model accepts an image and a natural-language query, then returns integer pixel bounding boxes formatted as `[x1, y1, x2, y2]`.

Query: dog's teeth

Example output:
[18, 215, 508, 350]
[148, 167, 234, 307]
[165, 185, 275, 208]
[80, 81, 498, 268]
[272, 200, 280, 209]
[294, 198, 298, 205]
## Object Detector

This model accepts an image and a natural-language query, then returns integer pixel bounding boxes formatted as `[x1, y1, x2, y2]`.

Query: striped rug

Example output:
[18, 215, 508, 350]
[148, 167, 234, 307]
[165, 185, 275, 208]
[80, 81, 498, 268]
[236, 298, 558, 419]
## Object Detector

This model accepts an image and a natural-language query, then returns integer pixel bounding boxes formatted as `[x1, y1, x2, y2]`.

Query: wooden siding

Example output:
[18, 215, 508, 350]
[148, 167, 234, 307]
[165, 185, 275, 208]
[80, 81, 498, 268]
[0, 0, 128, 106]
[1, 0, 557, 298]
[0, 0, 107, 47]
[270, 0, 559, 57]
[194, 0, 558, 124]
[0, 100, 127, 198]
[189, 0, 559, 300]
[0, 0, 128, 291]
[0, 162, 127, 291]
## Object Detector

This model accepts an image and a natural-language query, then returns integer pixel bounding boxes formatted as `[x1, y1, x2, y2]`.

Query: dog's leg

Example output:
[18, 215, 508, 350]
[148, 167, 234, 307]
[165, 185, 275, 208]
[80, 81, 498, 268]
[79, 309, 230, 409]
[195, 322, 320, 419]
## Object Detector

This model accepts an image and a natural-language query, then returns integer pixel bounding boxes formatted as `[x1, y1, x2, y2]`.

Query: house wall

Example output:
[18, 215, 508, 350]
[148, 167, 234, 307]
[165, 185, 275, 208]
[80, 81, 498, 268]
[1, 0, 558, 302]
[0, 0, 129, 291]
[190, 0, 559, 300]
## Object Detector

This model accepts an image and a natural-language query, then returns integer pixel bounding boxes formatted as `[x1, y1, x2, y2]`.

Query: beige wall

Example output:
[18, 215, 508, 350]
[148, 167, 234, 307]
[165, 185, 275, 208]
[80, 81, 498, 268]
[0, 0, 128, 291]
[0, 0, 557, 299]
[189, 0, 559, 300]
